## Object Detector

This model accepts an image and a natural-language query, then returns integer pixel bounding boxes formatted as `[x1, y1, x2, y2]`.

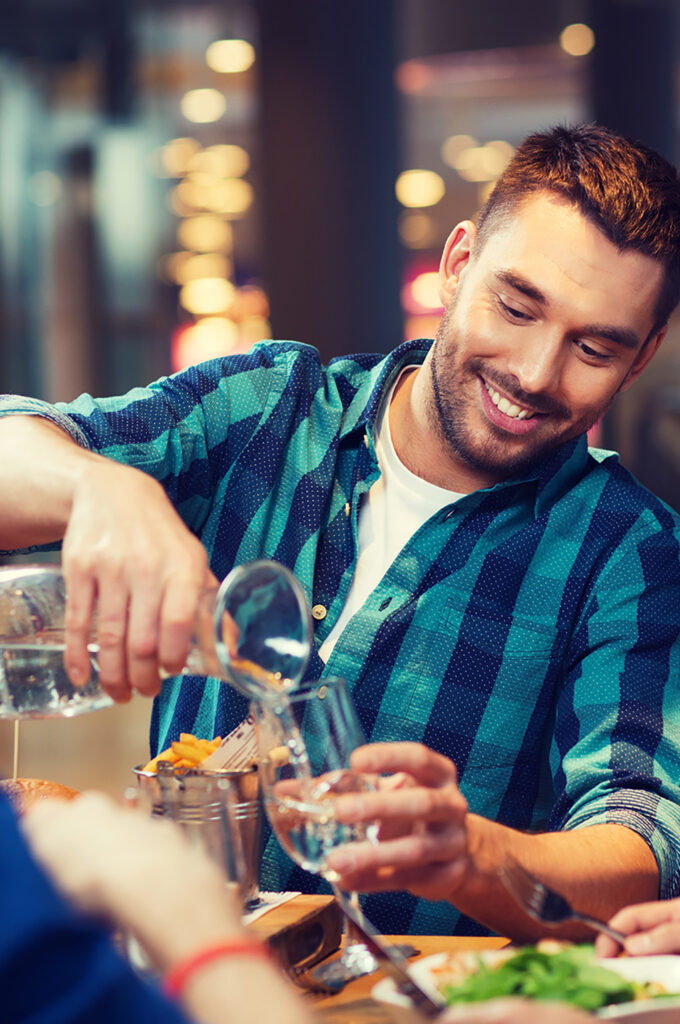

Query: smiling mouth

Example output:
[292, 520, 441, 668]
[482, 378, 540, 421]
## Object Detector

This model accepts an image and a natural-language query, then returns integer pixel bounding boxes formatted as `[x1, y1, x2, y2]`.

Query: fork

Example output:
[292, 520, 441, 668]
[498, 859, 627, 944]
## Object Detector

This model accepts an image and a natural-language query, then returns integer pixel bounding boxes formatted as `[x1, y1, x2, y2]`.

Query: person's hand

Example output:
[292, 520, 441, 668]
[21, 792, 243, 970]
[441, 999, 590, 1023]
[326, 742, 469, 901]
[62, 457, 218, 700]
[595, 898, 680, 958]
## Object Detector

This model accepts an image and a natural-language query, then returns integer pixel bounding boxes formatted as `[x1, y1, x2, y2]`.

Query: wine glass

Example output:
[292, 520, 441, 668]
[252, 677, 380, 983]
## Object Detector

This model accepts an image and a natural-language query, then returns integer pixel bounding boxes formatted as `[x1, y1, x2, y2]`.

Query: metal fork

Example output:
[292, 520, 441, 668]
[498, 859, 627, 944]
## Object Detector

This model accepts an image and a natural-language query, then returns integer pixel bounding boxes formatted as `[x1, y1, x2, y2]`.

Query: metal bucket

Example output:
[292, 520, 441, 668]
[133, 764, 262, 908]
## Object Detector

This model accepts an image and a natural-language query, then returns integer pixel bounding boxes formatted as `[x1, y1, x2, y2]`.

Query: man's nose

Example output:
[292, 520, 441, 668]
[504, 330, 564, 397]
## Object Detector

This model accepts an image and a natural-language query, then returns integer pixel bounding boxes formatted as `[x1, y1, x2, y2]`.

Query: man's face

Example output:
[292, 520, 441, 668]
[426, 191, 666, 487]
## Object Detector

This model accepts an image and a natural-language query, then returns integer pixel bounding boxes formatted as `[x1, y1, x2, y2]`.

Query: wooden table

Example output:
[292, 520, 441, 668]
[251, 896, 508, 1024]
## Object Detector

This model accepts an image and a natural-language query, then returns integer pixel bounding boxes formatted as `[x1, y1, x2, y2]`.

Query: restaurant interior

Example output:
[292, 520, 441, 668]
[0, 0, 678, 808]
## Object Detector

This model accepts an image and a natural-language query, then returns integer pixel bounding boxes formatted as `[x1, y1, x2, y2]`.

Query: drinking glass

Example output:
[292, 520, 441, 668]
[252, 677, 379, 982]
[0, 559, 312, 718]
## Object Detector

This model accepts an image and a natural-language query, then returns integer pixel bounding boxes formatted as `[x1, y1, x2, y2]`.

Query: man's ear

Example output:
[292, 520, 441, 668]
[620, 326, 667, 392]
[439, 220, 476, 306]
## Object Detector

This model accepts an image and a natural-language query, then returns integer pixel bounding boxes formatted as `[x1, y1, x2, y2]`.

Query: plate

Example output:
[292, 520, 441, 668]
[371, 951, 680, 1023]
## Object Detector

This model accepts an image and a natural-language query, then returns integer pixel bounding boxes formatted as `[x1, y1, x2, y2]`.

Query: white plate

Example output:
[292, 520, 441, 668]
[371, 951, 680, 1023]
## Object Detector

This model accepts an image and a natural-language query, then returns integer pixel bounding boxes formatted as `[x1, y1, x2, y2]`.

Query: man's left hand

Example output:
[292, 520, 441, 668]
[327, 742, 469, 901]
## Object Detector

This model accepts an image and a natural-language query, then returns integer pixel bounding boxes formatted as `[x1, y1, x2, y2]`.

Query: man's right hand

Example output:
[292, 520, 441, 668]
[63, 456, 217, 701]
[595, 897, 680, 958]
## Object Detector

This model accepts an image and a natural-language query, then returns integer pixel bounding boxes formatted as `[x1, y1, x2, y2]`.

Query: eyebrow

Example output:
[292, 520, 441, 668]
[493, 270, 642, 351]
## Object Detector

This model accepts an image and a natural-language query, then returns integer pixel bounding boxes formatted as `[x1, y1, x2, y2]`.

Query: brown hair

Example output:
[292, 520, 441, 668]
[475, 124, 680, 334]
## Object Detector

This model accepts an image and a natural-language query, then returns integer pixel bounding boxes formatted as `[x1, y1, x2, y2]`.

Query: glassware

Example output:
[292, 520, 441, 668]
[252, 677, 379, 982]
[0, 559, 312, 718]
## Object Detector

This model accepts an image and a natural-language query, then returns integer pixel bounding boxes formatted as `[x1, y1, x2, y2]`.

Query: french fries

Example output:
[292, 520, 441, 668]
[141, 733, 222, 774]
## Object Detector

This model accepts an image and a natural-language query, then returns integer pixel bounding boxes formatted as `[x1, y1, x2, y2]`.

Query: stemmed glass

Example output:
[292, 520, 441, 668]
[252, 677, 379, 982]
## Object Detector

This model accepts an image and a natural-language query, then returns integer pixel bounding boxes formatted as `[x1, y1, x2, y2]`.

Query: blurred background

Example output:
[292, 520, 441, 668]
[1, 0, 679, 796]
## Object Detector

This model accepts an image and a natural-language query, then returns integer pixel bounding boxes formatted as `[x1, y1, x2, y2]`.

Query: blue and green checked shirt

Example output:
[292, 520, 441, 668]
[3, 338, 680, 935]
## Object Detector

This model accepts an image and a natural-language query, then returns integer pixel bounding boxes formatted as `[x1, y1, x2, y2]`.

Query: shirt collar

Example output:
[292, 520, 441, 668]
[339, 338, 607, 518]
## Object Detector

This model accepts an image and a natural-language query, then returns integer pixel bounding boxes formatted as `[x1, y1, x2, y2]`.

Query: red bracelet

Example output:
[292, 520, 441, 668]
[163, 938, 272, 999]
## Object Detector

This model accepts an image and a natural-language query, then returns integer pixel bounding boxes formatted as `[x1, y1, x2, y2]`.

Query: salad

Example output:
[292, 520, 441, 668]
[436, 943, 673, 1012]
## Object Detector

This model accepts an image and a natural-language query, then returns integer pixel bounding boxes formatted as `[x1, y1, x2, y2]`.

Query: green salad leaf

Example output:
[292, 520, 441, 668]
[440, 945, 637, 1011]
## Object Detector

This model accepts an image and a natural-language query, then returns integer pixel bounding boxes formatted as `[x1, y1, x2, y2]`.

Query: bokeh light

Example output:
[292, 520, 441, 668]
[179, 277, 236, 315]
[181, 88, 227, 124]
[206, 39, 256, 74]
[560, 23, 595, 56]
[159, 138, 201, 177]
[178, 216, 233, 253]
[188, 145, 250, 178]
[395, 169, 445, 208]
[398, 210, 437, 249]
[410, 271, 442, 310]
[441, 134, 478, 169]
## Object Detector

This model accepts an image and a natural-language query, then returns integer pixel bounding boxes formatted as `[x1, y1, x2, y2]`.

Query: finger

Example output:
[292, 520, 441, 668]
[327, 824, 466, 876]
[126, 581, 163, 697]
[594, 933, 623, 959]
[95, 578, 132, 701]
[157, 574, 211, 674]
[350, 742, 458, 787]
[608, 899, 680, 936]
[334, 784, 466, 825]
[63, 572, 96, 688]
[625, 921, 680, 956]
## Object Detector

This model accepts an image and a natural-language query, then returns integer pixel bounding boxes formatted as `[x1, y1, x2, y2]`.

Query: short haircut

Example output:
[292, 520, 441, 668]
[475, 123, 680, 334]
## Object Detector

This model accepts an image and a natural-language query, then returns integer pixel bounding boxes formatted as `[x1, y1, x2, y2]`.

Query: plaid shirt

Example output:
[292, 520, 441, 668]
[3, 339, 680, 935]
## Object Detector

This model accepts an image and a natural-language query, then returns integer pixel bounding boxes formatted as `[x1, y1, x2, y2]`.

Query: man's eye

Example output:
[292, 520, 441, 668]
[498, 298, 532, 322]
[576, 340, 612, 362]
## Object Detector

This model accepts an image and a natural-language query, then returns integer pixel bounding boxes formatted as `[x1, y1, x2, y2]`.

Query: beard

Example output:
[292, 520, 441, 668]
[427, 304, 611, 481]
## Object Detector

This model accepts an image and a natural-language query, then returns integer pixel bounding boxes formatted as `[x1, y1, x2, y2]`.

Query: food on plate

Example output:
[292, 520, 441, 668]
[0, 777, 80, 814]
[141, 733, 222, 773]
[434, 942, 674, 1012]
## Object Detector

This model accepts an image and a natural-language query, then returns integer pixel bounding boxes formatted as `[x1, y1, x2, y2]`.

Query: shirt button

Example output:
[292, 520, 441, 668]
[344, 502, 351, 518]
[312, 604, 327, 621]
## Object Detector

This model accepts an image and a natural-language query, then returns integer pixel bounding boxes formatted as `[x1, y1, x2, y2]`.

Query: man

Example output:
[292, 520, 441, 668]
[1, 124, 679, 937]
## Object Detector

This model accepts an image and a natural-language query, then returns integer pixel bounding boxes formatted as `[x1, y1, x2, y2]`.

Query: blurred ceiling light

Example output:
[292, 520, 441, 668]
[484, 140, 514, 169]
[158, 251, 192, 284]
[178, 216, 233, 253]
[181, 88, 227, 124]
[172, 318, 239, 372]
[239, 315, 271, 347]
[398, 210, 437, 249]
[206, 39, 256, 74]
[176, 253, 233, 284]
[203, 178, 253, 217]
[172, 180, 205, 211]
[180, 277, 236, 315]
[411, 272, 443, 310]
[478, 181, 496, 206]
[189, 144, 250, 178]
[441, 134, 478, 169]
[160, 137, 201, 177]
[395, 169, 445, 208]
[560, 23, 595, 56]
[453, 144, 511, 183]
[27, 171, 62, 206]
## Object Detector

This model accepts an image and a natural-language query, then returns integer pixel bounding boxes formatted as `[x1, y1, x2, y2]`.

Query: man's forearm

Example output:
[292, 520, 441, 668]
[0, 415, 96, 548]
[453, 817, 659, 941]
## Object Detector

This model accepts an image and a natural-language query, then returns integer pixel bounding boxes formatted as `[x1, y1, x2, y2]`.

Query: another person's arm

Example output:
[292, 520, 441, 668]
[595, 897, 680, 957]
[22, 792, 311, 1024]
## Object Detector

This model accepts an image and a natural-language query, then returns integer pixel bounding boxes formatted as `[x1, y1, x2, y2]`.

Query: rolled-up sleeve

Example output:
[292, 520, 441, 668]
[549, 517, 680, 898]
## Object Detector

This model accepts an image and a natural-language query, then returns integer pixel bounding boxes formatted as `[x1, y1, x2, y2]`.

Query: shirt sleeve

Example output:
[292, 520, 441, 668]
[0, 793, 191, 1024]
[0, 345, 284, 535]
[548, 517, 680, 898]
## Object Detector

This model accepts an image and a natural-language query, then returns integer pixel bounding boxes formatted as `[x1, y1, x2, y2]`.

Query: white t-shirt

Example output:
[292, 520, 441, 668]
[318, 368, 463, 663]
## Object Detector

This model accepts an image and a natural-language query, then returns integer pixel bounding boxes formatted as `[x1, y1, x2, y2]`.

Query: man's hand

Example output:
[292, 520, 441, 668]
[327, 742, 469, 901]
[595, 898, 680, 958]
[441, 999, 590, 1024]
[62, 457, 217, 701]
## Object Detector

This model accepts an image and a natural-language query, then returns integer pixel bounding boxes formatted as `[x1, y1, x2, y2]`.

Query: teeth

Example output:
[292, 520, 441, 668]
[484, 381, 534, 420]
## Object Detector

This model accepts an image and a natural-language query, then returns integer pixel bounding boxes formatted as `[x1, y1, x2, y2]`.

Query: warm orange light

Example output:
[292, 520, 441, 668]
[172, 318, 239, 371]
[181, 88, 226, 124]
[203, 178, 253, 217]
[189, 145, 250, 179]
[178, 216, 233, 253]
[395, 170, 445, 208]
[160, 138, 201, 177]
[410, 272, 442, 311]
[206, 39, 255, 74]
[440, 134, 478, 169]
[560, 23, 595, 56]
[398, 211, 437, 249]
[176, 253, 233, 284]
[179, 278, 236, 315]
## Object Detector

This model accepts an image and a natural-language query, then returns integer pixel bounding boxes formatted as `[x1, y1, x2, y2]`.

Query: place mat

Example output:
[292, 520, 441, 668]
[243, 890, 301, 925]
